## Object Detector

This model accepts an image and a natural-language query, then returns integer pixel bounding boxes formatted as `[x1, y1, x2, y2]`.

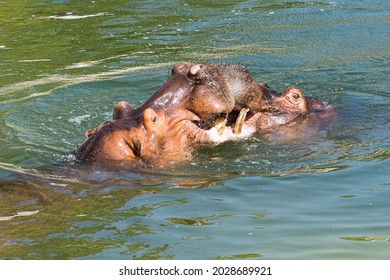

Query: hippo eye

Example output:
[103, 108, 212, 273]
[292, 92, 300, 100]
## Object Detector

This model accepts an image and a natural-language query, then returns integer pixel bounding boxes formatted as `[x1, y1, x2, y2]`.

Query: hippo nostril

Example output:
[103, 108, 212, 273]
[172, 62, 189, 74]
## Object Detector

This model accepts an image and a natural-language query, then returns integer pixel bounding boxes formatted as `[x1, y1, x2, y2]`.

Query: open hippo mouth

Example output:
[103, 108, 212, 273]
[191, 87, 333, 138]
[193, 113, 228, 130]
[191, 109, 250, 137]
[182, 62, 335, 141]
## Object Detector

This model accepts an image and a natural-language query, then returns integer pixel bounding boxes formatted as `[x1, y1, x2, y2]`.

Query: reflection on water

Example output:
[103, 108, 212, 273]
[1, 0, 390, 259]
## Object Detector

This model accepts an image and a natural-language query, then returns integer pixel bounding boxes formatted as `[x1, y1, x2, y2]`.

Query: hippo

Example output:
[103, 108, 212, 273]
[75, 107, 222, 166]
[75, 62, 236, 166]
[223, 85, 333, 139]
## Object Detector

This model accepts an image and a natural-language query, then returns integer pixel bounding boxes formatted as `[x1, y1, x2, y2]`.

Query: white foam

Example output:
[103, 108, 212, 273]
[64, 54, 127, 69]
[48, 13, 107, 20]
[0, 209, 42, 221]
[18, 59, 52, 63]
[207, 124, 256, 143]
[68, 114, 91, 125]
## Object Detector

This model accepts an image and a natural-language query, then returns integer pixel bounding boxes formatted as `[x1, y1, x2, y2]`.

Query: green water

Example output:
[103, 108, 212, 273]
[0, 0, 389, 259]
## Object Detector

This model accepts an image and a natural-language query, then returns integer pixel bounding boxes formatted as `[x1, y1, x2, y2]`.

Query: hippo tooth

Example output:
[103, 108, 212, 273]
[190, 64, 202, 75]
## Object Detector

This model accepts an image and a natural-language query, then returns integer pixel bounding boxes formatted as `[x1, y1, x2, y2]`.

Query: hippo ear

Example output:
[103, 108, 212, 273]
[143, 108, 158, 130]
[85, 128, 97, 138]
[113, 101, 134, 119]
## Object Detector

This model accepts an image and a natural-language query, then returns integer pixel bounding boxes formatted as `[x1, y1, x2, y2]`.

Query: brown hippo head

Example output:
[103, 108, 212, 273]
[76, 62, 239, 166]
[270, 86, 332, 117]
[230, 85, 333, 134]
[75, 106, 221, 166]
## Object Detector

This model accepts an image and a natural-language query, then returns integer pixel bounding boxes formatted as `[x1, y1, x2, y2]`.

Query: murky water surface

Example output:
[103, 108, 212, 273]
[0, 0, 389, 259]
